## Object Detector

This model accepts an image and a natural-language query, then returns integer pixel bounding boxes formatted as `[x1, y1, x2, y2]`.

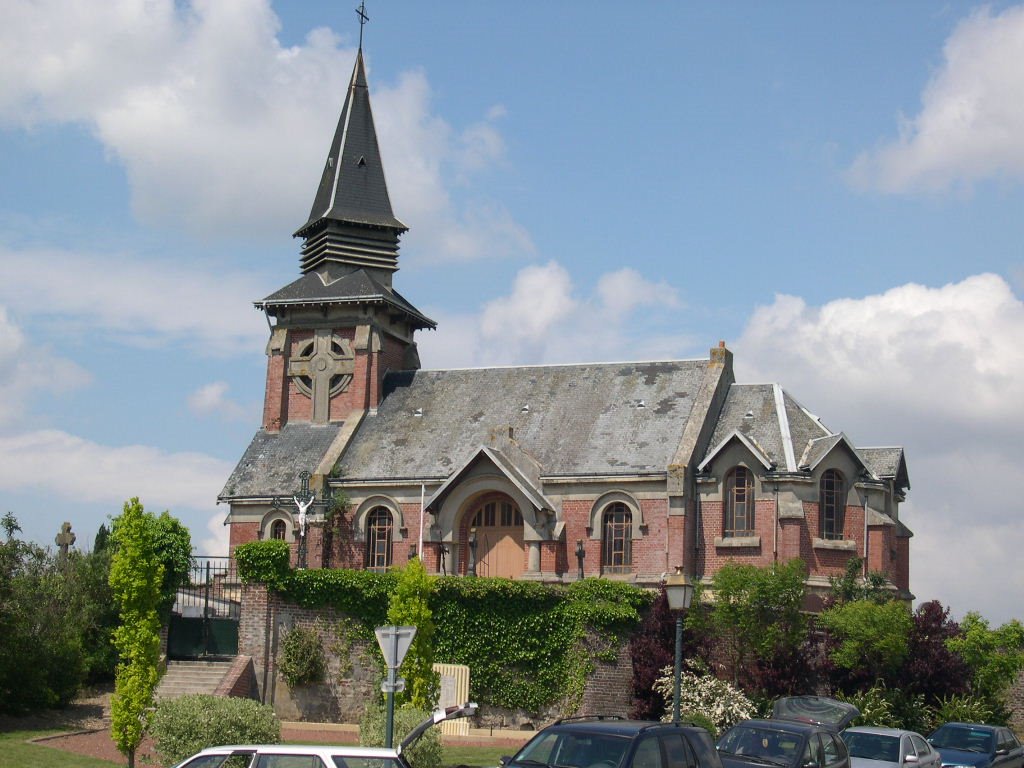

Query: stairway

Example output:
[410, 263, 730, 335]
[156, 659, 235, 700]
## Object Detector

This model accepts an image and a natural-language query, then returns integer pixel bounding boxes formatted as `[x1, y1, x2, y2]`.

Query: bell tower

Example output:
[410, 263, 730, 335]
[256, 46, 435, 432]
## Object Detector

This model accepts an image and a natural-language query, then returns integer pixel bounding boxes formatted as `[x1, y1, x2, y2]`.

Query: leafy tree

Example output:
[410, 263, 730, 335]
[111, 507, 192, 619]
[826, 557, 893, 607]
[71, 545, 120, 682]
[0, 514, 88, 713]
[819, 599, 912, 692]
[896, 601, 969, 703]
[629, 589, 676, 719]
[109, 498, 164, 768]
[687, 559, 808, 694]
[946, 612, 1024, 723]
[629, 587, 710, 719]
[386, 557, 439, 709]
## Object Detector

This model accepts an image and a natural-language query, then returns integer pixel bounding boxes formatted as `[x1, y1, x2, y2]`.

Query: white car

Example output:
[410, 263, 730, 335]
[171, 703, 477, 768]
[842, 726, 942, 768]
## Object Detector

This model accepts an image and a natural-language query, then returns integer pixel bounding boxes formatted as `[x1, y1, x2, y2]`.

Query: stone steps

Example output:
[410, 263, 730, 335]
[156, 659, 235, 700]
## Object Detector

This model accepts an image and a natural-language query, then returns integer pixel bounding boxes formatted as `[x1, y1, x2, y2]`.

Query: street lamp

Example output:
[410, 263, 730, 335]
[664, 566, 695, 726]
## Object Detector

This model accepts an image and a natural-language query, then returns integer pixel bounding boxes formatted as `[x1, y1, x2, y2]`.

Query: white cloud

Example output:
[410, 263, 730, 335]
[0, 244, 267, 355]
[732, 273, 1024, 623]
[848, 5, 1024, 193]
[597, 268, 681, 321]
[419, 260, 687, 368]
[0, 0, 530, 259]
[0, 304, 90, 426]
[187, 381, 249, 421]
[0, 428, 232, 510]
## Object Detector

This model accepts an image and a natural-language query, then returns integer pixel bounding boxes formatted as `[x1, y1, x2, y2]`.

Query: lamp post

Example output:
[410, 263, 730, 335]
[664, 566, 694, 726]
[575, 539, 586, 580]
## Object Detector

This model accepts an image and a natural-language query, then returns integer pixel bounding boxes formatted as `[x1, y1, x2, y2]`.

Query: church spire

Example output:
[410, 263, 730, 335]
[294, 45, 405, 276]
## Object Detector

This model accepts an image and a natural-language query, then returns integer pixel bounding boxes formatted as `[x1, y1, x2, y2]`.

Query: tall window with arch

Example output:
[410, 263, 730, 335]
[725, 466, 755, 536]
[820, 469, 845, 540]
[365, 507, 393, 570]
[270, 519, 287, 541]
[602, 502, 632, 573]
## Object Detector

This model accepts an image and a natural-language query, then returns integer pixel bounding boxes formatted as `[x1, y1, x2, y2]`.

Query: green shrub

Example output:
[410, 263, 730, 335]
[839, 685, 898, 728]
[360, 704, 442, 768]
[279, 624, 326, 688]
[930, 694, 995, 729]
[151, 694, 280, 764]
[680, 711, 718, 739]
[234, 540, 291, 589]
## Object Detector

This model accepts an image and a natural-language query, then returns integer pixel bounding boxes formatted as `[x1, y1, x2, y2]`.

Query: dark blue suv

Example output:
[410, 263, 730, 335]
[928, 723, 1024, 768]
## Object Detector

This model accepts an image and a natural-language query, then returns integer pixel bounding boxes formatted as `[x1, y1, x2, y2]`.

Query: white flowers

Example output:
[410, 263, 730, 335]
[653, 667, 756, 732]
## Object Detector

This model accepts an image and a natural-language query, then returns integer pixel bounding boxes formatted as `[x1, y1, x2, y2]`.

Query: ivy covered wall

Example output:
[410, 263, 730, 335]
[235, 541, 652, 724]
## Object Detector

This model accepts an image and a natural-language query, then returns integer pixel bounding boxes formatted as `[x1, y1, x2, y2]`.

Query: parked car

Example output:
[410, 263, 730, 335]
[927, 723, 1024, 768]
[501, 716, 724, 768]
[842, 726, 941, 768]
[169, 702, 477, 768]
[717, 719, 851, 768]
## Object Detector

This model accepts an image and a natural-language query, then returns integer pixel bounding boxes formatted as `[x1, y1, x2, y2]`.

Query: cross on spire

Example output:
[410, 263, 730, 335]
[356, 2, 369, 50]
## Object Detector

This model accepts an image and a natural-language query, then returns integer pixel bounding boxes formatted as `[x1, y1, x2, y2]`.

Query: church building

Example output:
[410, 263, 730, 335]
[219, 44, 913, 608]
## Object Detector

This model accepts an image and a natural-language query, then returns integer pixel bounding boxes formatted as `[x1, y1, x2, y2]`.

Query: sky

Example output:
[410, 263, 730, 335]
[1, 0, 1023, 625]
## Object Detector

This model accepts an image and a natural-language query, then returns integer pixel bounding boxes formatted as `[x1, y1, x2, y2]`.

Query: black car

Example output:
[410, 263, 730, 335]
[928, 723, 1024, 768]
[717, 719, 852, 768]
[502, 716, 725, 768]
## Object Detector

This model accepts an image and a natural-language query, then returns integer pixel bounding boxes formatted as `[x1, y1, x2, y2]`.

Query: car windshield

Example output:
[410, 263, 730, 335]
[930, 727, 994, 754]
[510, 730, 631, 768]
[718, 726, 802, 767]
[843, 733, 900, 762]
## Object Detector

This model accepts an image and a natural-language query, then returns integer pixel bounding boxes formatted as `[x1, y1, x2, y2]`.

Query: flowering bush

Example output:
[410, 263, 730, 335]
[653, 667, 755, 733]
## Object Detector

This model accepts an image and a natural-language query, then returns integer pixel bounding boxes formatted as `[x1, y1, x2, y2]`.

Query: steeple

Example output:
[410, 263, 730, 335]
[294, 48, 406, 278]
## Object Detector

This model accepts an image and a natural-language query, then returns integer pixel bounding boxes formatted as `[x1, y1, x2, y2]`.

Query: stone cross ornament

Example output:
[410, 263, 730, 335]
[55, 521, 76, 558]
[287, 329, 354, 424]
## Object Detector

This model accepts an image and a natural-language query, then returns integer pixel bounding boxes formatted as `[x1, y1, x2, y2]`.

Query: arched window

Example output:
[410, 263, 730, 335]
[820, 470, 845, 540]
[366, 507, 393, 570]
[270, 519, 287, 540]
[725, 466, 755, 536]
[470, 499, 523, 528]
[602, 502, 632, 573]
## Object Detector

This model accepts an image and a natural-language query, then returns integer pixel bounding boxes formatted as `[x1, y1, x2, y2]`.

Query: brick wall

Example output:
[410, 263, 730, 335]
[1007, 670, 1024, 733]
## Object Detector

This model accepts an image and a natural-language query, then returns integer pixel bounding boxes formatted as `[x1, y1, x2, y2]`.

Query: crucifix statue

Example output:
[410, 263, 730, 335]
[272, 471, 336, 569]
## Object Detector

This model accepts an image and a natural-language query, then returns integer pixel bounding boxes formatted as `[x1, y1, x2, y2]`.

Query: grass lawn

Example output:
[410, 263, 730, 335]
[0, 730, 119, 768]
[0, 727, 509, 768]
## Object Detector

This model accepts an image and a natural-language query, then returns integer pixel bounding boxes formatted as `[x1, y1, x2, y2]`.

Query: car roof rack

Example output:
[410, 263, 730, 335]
[553, 715, 628, 725]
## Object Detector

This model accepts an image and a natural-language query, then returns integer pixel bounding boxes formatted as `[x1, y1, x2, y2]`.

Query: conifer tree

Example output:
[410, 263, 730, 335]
[109, 498, 164, 768]
[386, 557, 438, 709]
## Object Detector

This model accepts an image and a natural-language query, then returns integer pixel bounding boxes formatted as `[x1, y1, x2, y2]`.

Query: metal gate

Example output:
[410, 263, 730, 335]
[167, 556, 240, 659]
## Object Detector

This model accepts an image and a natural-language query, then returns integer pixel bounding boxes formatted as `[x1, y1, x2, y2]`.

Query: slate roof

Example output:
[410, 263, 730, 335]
[220, 423, 344, 499]
[255, 267, 436, 328]
[859, 446, 910, 490]
[296, 49, 405, 237]
[702, 384, 831, 472]
[335, 360, 710, 480]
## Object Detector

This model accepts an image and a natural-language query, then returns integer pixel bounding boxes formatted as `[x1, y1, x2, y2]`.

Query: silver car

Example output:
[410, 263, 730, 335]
[842, 727, 941, 768]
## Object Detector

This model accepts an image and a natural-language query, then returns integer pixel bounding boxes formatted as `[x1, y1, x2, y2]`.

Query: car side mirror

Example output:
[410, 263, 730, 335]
[995, 749, 1008, 756]
[803, 762, 819, 768]
[499, 757, 511, 767]
[904, 755, 919, 764]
